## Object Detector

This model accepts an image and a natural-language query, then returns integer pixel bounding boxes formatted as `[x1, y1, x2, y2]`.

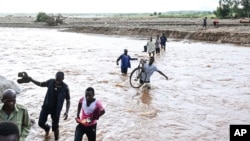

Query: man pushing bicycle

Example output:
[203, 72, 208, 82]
[140, 57, 168, 89]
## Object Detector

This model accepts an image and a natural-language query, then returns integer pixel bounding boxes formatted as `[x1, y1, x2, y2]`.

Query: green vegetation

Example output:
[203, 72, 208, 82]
[36, 12, 49, 22]
[109, 11, 215, 19]
[157, 11, 215, 18]
[36, 12, 66, 26]
[214, 0, 250, 18]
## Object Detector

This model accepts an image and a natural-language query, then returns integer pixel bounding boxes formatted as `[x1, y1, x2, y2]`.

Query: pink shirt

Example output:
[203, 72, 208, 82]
[79, 97, 104, 126]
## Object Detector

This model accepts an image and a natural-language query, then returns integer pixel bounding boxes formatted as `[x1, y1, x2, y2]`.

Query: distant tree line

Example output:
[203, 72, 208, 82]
[214, 0, 250, 18]
[156, 11, 214, 18]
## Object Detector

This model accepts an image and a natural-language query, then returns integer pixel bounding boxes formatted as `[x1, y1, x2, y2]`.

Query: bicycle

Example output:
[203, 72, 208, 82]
[129, 59, 147, 88]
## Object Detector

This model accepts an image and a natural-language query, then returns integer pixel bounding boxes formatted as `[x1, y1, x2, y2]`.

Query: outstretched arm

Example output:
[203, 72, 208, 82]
[30, 77, 46, 87]
[157, 70, 168, 80]
[129, 55, 138, 61]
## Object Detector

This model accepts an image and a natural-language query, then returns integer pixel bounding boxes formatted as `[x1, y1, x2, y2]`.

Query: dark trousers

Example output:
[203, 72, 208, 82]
[143, 45, 147, 52]
[38, 108, 59, 131]
[74, 123, 97, 141]
[155, 48, 160, 54]
[121, 68, 128, 74]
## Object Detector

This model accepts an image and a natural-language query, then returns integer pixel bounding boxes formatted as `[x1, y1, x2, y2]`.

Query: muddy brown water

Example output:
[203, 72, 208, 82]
[0, 27, 249, 141]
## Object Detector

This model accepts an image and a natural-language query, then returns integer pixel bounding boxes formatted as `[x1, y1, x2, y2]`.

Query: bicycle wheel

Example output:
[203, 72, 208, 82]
[129, 67, 144, 88]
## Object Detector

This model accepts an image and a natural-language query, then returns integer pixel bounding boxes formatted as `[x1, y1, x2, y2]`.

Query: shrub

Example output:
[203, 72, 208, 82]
[36, 12, 49, 22]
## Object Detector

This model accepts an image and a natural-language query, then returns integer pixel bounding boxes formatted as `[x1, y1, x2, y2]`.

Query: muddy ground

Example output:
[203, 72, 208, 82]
[0, 16, 249, 45]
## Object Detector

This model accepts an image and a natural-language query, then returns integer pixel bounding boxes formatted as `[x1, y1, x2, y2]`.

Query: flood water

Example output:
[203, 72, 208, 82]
[0, 27, 250, 141]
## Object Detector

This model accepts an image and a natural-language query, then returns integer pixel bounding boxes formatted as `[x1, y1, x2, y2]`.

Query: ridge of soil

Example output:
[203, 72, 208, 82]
[0, 16, 249, 45]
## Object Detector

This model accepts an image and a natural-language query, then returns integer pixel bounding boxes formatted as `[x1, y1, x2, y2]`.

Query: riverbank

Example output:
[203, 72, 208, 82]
[0, 16, 249, 45]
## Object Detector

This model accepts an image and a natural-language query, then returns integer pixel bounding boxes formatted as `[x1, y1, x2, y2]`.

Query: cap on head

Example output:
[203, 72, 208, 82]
[124, 49, 128, 52]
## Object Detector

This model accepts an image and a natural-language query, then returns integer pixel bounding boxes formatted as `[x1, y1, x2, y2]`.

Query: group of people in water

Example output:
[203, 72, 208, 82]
[143, 33, 167, 55]
[0, 72, 105, 141]
[0, 33, 168, 141]
[117, 33, 169, 89]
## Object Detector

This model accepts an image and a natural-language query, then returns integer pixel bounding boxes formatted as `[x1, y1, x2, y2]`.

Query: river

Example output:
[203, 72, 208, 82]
[0, 27, 249, 141]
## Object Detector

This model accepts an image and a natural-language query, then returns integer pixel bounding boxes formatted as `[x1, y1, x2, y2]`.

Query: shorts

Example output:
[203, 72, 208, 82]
[155, 48, 160, 54]
[140, 79, 151, 89]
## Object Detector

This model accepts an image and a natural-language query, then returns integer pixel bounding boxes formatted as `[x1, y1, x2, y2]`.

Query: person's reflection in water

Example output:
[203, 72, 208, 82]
[140, 90, 152, 105]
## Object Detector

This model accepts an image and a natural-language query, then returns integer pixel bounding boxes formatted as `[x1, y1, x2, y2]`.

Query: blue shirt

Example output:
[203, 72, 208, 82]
[119, 54, 132, 69]
[160, 36, 167, 44]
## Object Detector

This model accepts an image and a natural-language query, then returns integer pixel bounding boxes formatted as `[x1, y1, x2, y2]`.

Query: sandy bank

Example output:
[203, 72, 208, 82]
[0, 16, 249, 45]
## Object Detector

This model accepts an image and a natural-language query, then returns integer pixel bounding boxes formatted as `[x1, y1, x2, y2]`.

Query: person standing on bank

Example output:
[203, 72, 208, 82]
[202, 17, 207, 30]
[28, 71, 70, 140]
[147, 37, 155, 57]
[117, 49, 138, 75]
[74, 87, 105, 141]
[0, 89, 31, 141]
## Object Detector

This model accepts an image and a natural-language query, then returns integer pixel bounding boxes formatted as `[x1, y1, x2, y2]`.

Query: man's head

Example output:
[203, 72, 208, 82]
[149, 37, 152, 41]
[55, 71, 64, 85]
[0, 122, 19, 141]
[85, 87, 95, 102]
[149, 57, 155, 65]
[1, 89, 17, 110]
[124, 49, 128, 55]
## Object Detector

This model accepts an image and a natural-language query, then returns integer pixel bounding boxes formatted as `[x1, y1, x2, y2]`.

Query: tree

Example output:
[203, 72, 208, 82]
[214, 1, 231, 18]
[214, 0, 245, 18]
[241, 0, 250, 17]
[36, 12, 48, 22]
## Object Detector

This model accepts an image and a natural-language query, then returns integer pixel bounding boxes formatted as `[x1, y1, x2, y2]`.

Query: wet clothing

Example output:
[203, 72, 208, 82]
[39, 79, 70, 131]
[155, 38, 161, 54]
[147, 40, 155, 54]
[74, 97, 104, 141]
[160, 35, 167, 46]
[75, 123, 97, 141]
[140, 63, 158, 83]
[117, 54, 137, 74]
[79, 97, 104, 127]
[0, 104, 31, 141]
